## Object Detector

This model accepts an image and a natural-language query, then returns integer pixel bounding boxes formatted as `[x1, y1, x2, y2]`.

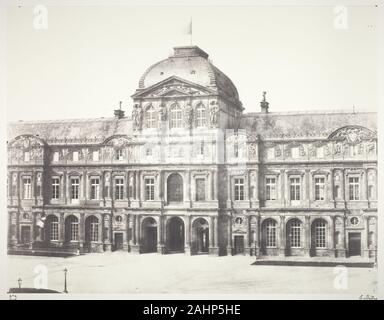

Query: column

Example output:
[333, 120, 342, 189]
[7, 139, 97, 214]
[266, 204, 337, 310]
[304, 215, 310, 256]
[329, 170, 334, 207]
[184, 216, 191, 255]
[244, 216, 250, 255]
[209, 216, 214, 252]
[362, 216, 369, 258]
[157, 215, 164, 254]
[209, 215, 219, 255]
[363, 169, 369, 202]
[213, 170, 218, 200]
[227, 214, 232, 255]
[329, 216, 335, 257]
[280, 170, 286, 207]
[305, 169, 310, 206]
[342, 169, 347, 206]
[62, 172, 67, 204]
[279, 215, 286, 256]
[16, 211, 20, 244]
[227, 174, 232, 207]
[59, 212, 65, 246]
[254, 215, 260, 257]
[30, 212, 35, 248]
[79, 213, 85, 253]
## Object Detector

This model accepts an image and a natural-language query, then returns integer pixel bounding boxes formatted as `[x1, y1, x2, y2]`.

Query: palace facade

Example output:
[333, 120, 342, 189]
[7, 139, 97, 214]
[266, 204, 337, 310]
[7, 46, 377, 260]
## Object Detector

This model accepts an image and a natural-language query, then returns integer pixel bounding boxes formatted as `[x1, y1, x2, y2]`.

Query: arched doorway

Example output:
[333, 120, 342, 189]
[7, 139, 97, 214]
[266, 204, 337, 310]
[167, 173, 183, 203]
[192, 218, 209, 254]
[65, 215, 79, 243]
[85, 216, 99, 246]
[310, 219, 327, 256]
[166, 217, 185, 253]
[286, 218, 302, 256]
[142, 217, 158, 253]
[261, 218, 277, 255]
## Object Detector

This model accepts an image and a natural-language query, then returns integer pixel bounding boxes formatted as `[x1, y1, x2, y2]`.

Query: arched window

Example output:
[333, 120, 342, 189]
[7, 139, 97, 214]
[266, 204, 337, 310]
[145, 106, 157, 129]
[195, 104, 206, 127]
[314, 220, 326, 248]
[170, 104, 183, 128]
[167, 173, 183, 202]
[288, 219, 301, 248]
[265, 219, 277, 247]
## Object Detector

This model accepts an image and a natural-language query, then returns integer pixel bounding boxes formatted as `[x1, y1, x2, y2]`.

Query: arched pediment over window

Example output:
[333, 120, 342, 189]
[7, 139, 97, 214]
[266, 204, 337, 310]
[103, 135, 132, 147]
[328, 126, 376, 144]
[8, 134, 46, 149]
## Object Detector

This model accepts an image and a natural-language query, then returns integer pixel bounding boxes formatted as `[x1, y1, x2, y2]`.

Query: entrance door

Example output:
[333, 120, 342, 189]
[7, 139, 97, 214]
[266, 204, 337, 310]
[114, 233, 124, 251]
[234, 235, 244, 255]
[348, 233, 361, 256]
[20, 226, 31, 245]
[167, 218, 184, 252]
[197, 228, 209, 253]
[145, 226, 157, 253]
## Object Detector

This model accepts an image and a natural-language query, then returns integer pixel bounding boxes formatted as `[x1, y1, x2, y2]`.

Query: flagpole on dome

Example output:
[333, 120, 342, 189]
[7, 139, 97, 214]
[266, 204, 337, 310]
[190, 17, 193, 46]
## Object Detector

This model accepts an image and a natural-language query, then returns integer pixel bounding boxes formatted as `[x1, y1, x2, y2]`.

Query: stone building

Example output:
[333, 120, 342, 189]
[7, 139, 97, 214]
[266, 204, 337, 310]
[7, 46, 377, 260]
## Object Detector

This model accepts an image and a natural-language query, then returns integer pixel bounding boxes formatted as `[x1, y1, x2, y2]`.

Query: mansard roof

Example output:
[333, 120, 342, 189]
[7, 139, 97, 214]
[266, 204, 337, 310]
[7, 110, 377, 144]
[240, 110, 377, 140]
[7, 117, 133, 145]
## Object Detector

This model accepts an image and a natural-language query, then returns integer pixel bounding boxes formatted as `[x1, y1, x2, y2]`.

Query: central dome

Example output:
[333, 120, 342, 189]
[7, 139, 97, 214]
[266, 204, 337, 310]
[138, 46, 241, 106]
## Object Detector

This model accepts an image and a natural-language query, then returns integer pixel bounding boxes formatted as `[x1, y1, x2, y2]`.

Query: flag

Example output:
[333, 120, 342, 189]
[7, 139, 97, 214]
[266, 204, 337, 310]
[183, 19, 192, 35]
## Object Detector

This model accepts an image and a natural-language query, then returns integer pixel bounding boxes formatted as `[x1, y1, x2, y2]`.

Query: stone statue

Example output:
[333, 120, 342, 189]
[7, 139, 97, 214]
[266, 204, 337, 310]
[184, 104, 193, 128]
[132, 104, 143, 130]
[159, 103, 167, 121]
[209, 102, 219, 126]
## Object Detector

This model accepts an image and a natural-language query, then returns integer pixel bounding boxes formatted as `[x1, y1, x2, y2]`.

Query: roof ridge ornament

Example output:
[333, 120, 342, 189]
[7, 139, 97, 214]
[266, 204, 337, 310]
[260, 91, 269, 113]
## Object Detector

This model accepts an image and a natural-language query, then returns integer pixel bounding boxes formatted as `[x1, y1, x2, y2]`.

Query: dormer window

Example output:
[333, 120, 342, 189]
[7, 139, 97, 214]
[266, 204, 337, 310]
[53, 151, 59, 162]
[116, 149, 124, 161]
[73, 151, 79, 162]
[92, 150, 99, 162]
[24, 151, 30, 162]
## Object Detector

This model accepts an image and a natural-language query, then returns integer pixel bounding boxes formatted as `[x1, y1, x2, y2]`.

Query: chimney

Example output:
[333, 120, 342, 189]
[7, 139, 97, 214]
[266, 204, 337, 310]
[114, 101, 125, 119]
[260, 91, 269, 113]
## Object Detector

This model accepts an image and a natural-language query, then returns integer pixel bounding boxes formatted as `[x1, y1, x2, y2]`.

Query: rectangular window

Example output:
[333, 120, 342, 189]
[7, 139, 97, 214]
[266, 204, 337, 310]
[53, 151, 59, 162]
[73, 151, 79, 162]
[51, 178, 60, 199]
[90, 178, 100, 200]
[315, 177, 325, 201]
[234, 178, 244, 201]
[71, 178, 79, 199]
[115, 178, 124, 200]
[92, 151, 99, 162]
[195, 178, 206, 201]
[23, 178, 32, 199]
[349, 177, 360, 200]
[266, 177, 276, 200]
[24, 152, 30, 162]
[290, 177, 301, 201]
[145, 178, 155, 201]
[116, 149, 124, 161]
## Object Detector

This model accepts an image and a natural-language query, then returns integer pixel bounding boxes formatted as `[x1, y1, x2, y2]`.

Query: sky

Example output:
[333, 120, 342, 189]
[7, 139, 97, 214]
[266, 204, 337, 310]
[5, 2, 379, 121]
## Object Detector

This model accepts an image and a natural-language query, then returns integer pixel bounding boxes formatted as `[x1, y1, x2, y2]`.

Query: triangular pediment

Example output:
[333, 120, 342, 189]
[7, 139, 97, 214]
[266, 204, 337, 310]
[131, 76, 216, 99]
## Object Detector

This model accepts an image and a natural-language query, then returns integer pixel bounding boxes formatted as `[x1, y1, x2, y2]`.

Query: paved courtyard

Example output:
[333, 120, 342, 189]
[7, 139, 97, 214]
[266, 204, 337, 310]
[6, 252, 377, 295]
